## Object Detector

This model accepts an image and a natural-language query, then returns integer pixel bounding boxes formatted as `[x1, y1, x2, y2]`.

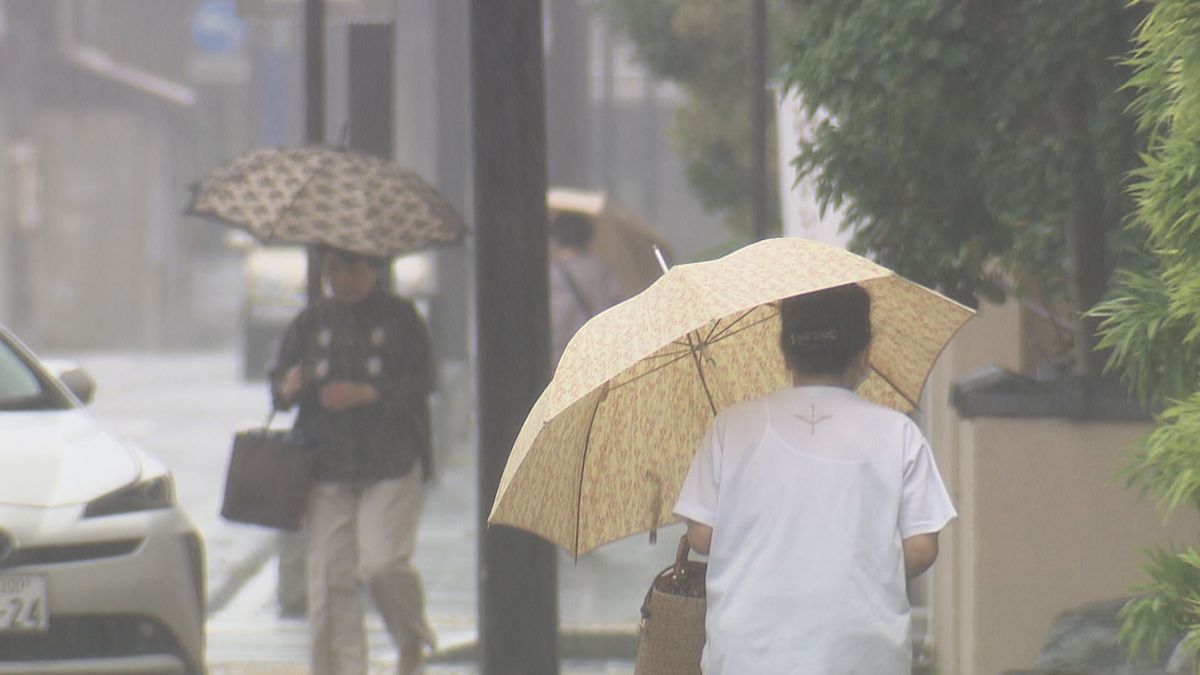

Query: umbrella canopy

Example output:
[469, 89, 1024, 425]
[188, 146, 467, 258]
[548, 187, 673, 298]
[488, 237, 974, 556]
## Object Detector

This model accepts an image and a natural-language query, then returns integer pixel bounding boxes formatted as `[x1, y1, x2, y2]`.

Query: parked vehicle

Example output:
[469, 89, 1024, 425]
[0, 324, 205, 674]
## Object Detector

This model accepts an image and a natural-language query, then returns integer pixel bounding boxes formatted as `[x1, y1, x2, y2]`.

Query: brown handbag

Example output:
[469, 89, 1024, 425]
[635, 535, 707, 675]
[220, 415, 316, 531]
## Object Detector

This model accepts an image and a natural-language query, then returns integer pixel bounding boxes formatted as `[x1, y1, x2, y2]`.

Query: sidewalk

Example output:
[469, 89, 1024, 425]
[203, 364, 685, 672]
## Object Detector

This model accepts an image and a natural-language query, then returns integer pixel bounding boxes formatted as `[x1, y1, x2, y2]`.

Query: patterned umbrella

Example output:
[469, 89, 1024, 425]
[487, 237, 975, 556]
[187, 146, 466, 257]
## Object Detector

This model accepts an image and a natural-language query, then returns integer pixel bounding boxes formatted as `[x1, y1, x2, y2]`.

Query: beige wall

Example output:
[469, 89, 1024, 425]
[956, 417, 1194, 674]
[923, 300, 1197, 675]
[925, 298, 1022, 672]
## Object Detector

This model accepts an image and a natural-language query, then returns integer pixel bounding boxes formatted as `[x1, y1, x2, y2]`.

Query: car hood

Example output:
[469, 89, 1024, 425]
[0, 410, 142, 507]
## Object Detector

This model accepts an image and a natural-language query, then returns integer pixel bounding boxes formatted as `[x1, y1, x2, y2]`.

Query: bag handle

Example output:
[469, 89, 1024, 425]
[640, 535, 696, 622]
[673, 534, 691, 578]
[255, 410, 276, 434]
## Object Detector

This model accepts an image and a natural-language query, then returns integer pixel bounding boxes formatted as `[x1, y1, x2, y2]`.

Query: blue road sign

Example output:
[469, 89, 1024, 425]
[192, 0, 246, 55]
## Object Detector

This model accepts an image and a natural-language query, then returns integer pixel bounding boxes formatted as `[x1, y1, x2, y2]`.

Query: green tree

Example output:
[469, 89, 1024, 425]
[1091, 0, 1200, 659]
[607, 0, 784, 242]
[777, 0, 1144, 375]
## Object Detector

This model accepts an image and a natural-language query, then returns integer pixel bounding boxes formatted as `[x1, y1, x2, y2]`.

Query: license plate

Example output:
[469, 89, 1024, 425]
[0, 576, 48, 631]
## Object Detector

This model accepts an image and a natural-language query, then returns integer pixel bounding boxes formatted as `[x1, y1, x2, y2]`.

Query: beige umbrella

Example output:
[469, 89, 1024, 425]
[488, 236, 974, 556]
[548, 187, 674, 298]
[188, 146, 466, 257]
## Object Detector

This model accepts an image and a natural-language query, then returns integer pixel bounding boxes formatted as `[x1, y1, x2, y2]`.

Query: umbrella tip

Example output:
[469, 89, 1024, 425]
[653, 245, 670, 275]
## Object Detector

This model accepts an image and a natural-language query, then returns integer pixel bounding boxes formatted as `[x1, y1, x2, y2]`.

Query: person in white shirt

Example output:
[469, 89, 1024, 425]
[673, 282, 956, 674]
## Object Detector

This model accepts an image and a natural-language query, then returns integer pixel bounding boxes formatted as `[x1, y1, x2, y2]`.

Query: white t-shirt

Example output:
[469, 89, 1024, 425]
[673, 385, 956, 675]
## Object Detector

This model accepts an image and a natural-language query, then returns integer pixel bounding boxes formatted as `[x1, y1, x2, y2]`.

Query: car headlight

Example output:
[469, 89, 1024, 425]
[83, 474, 175, 518]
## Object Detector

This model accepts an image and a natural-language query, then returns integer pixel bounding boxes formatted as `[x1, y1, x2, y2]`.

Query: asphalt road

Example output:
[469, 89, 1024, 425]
[67, 350, 678, 673]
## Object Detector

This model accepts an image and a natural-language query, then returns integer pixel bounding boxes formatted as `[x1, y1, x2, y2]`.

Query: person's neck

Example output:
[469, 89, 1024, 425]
[332, 289, 378, 306]
[792, 370, 857, 389]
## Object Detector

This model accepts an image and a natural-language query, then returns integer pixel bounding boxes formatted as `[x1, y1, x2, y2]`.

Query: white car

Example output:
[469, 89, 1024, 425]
[0, 325, 205, 674]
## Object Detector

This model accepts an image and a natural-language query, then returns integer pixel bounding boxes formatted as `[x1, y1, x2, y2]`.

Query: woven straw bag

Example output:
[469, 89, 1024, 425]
[634, 535, 707, 674]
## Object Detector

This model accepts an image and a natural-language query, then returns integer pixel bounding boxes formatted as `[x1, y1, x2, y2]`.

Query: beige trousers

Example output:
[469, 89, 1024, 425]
[305, 467, 436, 675]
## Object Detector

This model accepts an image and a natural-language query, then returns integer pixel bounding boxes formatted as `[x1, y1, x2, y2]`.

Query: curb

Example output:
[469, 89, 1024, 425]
[208, 535, 280, 614]
[430, 627, 639, 664]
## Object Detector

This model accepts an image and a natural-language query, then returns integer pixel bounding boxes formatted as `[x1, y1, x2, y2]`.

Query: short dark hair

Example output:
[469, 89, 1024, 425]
[550, 212, 594, 250]
[778, 283, 872, 376]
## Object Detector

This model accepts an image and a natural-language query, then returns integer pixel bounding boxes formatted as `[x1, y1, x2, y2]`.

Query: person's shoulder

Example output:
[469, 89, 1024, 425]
[376, 293, 428, 328]
[713, 395, 771, 431]
[289, 300, 326, 325]
[842, 392, 916, 422]
[376, 291, 419, 313]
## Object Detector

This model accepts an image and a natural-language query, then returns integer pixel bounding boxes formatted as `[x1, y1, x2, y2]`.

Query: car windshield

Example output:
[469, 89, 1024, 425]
[0, 337, 64, 411]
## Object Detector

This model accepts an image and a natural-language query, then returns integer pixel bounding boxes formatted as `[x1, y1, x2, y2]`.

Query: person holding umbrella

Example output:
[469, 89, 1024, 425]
[673, 282, 956, 674]
[548, 211, 623, 368]
[271, 246, 437, 675]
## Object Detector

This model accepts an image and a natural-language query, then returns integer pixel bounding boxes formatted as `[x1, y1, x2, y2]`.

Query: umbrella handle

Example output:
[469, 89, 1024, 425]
[646, 471, 663, 544]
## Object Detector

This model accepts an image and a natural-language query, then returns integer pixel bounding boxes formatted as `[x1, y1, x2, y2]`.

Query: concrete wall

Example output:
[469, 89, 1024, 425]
[30, 108, 169, 350]
[953, 417, 1193, 675]
[921, 300, 1197, 674]
[924, 298, 1022, 671]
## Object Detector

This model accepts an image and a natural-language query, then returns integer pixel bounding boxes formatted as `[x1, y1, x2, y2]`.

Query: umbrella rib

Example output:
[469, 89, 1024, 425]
[601, 311, 776, 397]
[707, 307, 777, 343]
[267, 153, 326, 245]
[604, 348, 696, 394]
[687, 331, 719, 416]
[870, 365, 919, 409]
[573, 384, 609, 558]
[702, 311, 741, 344]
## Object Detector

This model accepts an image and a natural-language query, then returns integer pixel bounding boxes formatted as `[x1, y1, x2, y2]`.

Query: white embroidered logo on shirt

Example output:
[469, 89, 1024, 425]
[794, 405, 833, 434]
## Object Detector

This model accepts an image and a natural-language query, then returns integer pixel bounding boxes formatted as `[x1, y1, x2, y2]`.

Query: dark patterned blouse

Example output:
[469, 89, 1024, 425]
[270, 291, 434, 483]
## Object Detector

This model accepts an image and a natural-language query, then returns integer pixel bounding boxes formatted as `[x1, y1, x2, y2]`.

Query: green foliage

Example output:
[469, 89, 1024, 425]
[776, 0, 1143, 307]
[1093, 267, 1199, 407]
[1119, 547, 1200, 661]
[607, 0, 784, 237]
[1124, 394, 1200, 512]
[1094, 0, 1200, 660]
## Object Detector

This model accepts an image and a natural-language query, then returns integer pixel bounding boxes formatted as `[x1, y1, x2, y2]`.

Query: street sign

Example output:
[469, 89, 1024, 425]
[192, 0, 247, 55]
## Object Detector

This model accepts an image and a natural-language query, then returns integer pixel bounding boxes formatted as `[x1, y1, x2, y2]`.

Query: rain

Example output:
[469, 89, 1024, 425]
[0, 1, 1194, 674]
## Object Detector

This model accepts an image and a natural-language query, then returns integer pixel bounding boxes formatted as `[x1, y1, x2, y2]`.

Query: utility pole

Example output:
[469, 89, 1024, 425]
[431, 0, 470, 364]
[275, 0, 327, 620]
[750, 0, 769, 241]
[304, 0, 325, 302]
[469, 2, 559, 673]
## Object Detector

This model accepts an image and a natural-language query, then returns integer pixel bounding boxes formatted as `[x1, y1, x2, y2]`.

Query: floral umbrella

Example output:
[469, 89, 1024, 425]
[487, 237, 975, 556]
[187, 145, 466, 257]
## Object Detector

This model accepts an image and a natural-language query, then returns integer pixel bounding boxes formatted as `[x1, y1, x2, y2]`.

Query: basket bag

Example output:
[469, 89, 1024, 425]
[635, 535, 707, 675]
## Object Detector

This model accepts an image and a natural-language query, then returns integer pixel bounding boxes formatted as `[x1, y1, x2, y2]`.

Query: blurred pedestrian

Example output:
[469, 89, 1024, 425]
[548, 212, 623, 368]
[673, 282, 956, 674]
[271, 246, 437, 675]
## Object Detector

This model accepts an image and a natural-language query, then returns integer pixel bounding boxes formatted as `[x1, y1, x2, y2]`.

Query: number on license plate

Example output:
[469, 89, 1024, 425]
[0, 576, 48, 631]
